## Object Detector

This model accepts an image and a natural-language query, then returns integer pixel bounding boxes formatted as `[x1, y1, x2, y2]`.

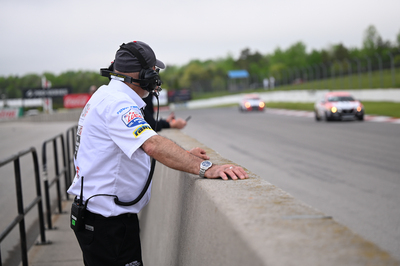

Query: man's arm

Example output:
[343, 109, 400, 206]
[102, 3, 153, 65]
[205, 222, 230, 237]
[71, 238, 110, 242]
[141, 135, 248, 180]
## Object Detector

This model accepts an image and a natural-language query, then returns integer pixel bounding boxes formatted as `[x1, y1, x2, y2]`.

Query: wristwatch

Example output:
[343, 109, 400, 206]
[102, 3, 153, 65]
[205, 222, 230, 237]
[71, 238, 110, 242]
[199, 160, 213, 178]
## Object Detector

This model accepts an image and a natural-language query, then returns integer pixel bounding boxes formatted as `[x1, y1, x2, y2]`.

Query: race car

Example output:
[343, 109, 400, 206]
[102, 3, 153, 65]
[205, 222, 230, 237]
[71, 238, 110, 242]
[314, 91, 364, 121]
[239, 94, 265, 112]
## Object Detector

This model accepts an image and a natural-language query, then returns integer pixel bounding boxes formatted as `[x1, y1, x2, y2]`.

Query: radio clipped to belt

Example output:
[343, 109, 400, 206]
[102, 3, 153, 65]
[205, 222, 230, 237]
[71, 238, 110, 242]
[70, 176, 86, 232]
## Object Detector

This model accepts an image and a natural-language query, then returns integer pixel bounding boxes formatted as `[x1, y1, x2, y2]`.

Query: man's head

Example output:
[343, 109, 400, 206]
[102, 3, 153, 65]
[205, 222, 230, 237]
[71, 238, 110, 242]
[114, 41, 165, 73]
[114, 41, 165, 98]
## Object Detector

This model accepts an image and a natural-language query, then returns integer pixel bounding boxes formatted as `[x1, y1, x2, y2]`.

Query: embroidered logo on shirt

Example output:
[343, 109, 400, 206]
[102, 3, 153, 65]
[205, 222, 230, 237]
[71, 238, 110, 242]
[81, 104, 90, 118]
[133, 125, 152, 138]
[121, 107, 147, 128]
[74, 125, 83, 159]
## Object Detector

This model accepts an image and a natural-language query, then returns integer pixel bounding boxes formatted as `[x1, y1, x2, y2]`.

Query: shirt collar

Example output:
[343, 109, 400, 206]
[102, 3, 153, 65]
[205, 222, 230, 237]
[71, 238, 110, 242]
[109, 79, 146, 109]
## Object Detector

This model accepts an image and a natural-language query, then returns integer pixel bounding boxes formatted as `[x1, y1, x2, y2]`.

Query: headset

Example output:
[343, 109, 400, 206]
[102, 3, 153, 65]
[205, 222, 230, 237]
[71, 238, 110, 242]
[100, 42, 162, 93]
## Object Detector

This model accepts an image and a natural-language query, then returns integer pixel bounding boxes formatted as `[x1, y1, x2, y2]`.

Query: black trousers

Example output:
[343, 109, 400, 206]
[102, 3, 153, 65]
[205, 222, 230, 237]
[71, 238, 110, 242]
[74, 209, 143, 266]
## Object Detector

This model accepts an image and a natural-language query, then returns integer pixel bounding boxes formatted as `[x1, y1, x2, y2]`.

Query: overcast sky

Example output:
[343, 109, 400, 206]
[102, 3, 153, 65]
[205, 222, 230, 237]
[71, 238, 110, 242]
[1, 0, 399, 77]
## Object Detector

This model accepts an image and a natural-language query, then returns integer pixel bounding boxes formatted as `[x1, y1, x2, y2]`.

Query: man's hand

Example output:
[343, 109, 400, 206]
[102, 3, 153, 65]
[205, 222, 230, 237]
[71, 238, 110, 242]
[205, 165, 248, 180]
[169, 118, 186, 129]
[189, 147, 209, 160]
[166, 112, 175, 122]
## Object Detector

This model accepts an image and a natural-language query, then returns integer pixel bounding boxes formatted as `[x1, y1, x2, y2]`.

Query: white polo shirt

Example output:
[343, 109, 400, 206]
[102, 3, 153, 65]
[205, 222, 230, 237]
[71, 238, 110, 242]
[67, 79, 157, 217]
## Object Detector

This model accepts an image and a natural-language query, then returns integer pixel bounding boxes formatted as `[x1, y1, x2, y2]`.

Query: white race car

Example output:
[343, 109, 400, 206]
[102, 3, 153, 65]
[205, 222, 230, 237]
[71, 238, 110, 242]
[314, 91, 364, 121]
[239, 94, 265, 112]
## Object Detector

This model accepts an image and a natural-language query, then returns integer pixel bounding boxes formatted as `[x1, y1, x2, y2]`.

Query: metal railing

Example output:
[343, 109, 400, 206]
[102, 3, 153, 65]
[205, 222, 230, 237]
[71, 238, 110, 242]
[0, 123, 78, 266]
[41, 134, 68, 230]
[0, 147, 47, 266]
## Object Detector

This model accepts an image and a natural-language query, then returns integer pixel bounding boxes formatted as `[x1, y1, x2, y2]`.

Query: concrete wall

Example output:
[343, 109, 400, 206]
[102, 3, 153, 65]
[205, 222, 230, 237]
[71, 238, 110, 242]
[139, 129, 399, 266]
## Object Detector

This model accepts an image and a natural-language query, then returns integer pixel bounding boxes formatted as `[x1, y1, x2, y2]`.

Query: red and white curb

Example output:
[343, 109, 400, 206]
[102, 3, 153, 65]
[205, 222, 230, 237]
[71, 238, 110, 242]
[364, 115, 400, 124]
[266, 109, 400, 124]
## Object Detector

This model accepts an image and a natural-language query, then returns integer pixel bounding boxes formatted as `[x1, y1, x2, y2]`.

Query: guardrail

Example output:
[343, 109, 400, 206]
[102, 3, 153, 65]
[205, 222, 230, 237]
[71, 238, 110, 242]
[41, 134, 68, 230]
[0, 147, 48, 266]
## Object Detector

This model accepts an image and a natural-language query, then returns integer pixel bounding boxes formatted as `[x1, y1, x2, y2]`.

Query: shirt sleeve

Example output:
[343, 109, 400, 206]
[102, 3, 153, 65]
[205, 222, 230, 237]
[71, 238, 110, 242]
[107, 99, 157, 158]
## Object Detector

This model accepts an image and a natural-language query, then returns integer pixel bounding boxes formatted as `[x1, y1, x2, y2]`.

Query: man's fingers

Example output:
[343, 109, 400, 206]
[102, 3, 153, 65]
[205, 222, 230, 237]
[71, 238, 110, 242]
[202, 154, 210, 160]
[237, 167, 248, 179]
[225, 166, 238, 180]
[205, 165, 248, 180]
[221, 165, 248, 180]
[219, 172, 229, 180]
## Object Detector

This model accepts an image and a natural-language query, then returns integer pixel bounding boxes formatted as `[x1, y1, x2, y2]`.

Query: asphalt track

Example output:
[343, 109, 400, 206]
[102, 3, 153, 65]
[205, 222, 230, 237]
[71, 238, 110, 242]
[166, 106, 400, 260]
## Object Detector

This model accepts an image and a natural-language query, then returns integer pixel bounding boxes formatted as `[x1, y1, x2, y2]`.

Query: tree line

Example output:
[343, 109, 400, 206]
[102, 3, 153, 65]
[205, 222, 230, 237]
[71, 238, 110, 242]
[1, 25, 399, 99]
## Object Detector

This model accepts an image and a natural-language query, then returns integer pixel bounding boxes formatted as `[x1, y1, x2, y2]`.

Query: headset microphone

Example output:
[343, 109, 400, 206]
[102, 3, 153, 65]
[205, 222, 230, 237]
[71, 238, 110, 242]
[100, 67, 162, 94]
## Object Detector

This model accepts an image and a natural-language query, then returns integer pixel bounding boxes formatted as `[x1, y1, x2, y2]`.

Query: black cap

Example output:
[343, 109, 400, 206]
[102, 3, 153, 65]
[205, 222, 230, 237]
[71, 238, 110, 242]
[114, 41, 165, 73]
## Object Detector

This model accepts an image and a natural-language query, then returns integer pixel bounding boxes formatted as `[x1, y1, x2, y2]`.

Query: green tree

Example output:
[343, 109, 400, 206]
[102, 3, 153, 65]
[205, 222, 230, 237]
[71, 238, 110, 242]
[307, 49, 323, 66]
[363, 25, 382, 56]
[160, 65, 182, 90]
[332, 43, 349, 61]
[286, 42, 308, 68]
[320, 49, 331, 64]
[180, 61, 210, 92]
[397, 30, 400, 48]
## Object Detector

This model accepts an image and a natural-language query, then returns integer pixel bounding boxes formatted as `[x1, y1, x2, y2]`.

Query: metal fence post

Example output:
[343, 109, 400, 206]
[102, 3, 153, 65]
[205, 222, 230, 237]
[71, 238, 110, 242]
[31, 150, 47, 244]
[301, 67, 308, 90]
[337, 61, 344, 89]
[307, 66, 313, 90]
[330, 62, 336, 89]
[13, 157, 28, 266]
[354, 58, 362, 88]
[42, 141, 53, 229]
[288, 68, 293, 86]
[365, 56, 372, 88]
[319, 63, 327, 89]
[386, 51, 395, 87]
[375, 53, 383, 88]
[52, 138, 62, 214]
[344, 59, 352, 89]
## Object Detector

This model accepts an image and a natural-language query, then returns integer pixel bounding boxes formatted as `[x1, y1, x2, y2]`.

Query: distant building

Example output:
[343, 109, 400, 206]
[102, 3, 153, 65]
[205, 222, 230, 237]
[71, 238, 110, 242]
[227, 70, 249, 91]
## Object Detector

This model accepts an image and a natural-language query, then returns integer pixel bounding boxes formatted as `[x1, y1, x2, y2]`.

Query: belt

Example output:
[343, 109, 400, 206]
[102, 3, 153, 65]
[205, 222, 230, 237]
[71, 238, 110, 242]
[85, 209, 137, 220]
[73, 197, 137, 220]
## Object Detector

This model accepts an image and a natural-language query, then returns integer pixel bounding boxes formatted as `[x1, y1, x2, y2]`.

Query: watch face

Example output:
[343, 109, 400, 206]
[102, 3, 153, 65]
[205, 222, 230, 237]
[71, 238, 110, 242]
[201, 161, 212, 168]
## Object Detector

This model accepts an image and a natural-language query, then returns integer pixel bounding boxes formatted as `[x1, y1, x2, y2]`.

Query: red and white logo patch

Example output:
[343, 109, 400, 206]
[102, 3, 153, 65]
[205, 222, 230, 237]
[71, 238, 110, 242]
[121, 107, 147, 128]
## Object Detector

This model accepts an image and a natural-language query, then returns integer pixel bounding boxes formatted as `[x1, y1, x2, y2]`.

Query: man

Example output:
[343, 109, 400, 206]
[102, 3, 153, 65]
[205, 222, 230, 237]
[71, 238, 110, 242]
[67, 41, 248, 266]
[143, 93, 186, 132]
